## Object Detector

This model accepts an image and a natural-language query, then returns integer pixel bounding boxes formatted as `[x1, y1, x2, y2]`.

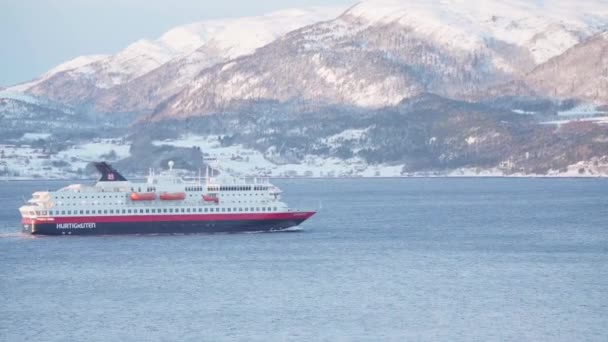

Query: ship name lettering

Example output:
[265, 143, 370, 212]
[56, 223, 96, 229]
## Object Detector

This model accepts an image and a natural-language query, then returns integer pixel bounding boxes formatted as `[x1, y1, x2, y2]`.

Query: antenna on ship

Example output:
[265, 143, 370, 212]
[168, 160, 174, 171]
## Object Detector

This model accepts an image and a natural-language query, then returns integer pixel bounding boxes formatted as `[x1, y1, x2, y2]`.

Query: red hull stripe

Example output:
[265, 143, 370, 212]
[23, 212, 315, 225]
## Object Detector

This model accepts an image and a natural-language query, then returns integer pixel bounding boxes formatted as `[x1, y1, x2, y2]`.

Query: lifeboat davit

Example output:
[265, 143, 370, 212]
[160, 192, 186, 201]
[202, 194, 219, 203]
[130, 192, 156, 201]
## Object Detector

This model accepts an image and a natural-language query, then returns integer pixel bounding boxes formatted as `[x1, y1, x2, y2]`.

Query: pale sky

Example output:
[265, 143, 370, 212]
[1, 0, 353, 87]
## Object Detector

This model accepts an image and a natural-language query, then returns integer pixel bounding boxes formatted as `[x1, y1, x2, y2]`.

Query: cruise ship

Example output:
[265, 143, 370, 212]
[19, 161, 315, 235]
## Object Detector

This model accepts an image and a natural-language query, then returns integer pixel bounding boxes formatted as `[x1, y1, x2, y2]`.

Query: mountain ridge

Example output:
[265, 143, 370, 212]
[150, 0, 608, 119]
[10, 0, 608, 115]
[9, 7, 340, 111]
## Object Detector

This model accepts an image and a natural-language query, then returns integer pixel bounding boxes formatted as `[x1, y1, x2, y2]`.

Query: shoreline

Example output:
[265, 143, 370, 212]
[2, 174, 607, 182]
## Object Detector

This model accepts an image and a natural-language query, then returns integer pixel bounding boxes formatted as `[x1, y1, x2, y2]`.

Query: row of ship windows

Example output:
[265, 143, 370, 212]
[54, 192, 269, 200]
[57, 195, 124, 200]
[54, 200, 270, 206]
[42, 207, 279, 216]
[207, 186, 270, 192]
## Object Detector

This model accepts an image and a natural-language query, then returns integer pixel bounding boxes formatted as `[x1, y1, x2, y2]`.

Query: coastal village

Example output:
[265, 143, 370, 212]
[2, 133, 608, 180]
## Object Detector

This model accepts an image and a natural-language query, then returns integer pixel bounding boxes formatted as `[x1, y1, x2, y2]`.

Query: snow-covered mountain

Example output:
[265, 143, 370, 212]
[19, 36, 199, 105]
[344, 0, 607, 64]
[10, 0, 608, 116]
[93, 8, 340, 113]
[153, 0, 608, 118]
[10, 8, 339, 110]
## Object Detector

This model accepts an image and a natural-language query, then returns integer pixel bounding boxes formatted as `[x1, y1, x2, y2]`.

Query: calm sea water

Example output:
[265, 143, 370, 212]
[1, 178, 607, 341]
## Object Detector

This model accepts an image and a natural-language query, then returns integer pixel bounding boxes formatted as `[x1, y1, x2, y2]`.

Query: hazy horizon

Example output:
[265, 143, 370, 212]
[1, 0, 351, 87]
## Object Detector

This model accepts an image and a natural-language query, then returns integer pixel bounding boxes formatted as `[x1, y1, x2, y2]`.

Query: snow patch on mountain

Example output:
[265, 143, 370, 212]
[166, 8, 340, 61]
[323, 128, 370, 147]
[44, 55, 108, 75]
[346, 0, 608, 63]
[346, 0, 484, 51]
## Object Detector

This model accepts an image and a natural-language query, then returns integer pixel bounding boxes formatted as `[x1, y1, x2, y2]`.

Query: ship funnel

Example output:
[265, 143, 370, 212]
[93, 162, 127, 182]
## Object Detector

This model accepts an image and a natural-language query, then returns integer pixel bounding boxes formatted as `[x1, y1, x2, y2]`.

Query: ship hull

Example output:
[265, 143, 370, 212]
[22, 212, 315, 236]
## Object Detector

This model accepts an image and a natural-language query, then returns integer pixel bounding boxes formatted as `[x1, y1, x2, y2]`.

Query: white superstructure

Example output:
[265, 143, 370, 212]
[19, 161, 292, 222]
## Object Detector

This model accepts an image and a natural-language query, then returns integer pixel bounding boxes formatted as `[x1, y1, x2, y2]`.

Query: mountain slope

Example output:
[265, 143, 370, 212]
[20, 37, 196, 106]
[93, 8, 340, 113]
[525, 31, 608, 104]
[136, 92, 608, 175]
[9, 55, 109, 92]
[344, 0, 607, 64]
[153, 0, 608, 118]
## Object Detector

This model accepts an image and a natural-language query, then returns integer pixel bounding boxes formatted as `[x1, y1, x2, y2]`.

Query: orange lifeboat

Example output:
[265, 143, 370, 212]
[202, 194, 219, 204]
[130, 192, 156, 201]
[160, 192, 186, 201]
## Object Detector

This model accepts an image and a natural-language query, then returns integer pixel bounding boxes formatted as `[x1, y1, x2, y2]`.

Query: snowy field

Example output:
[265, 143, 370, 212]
[0, 136, 130, 179]
[153, 134, 404, 178]
[2, 133, 607, 180]
[154, 134, 608, 178]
